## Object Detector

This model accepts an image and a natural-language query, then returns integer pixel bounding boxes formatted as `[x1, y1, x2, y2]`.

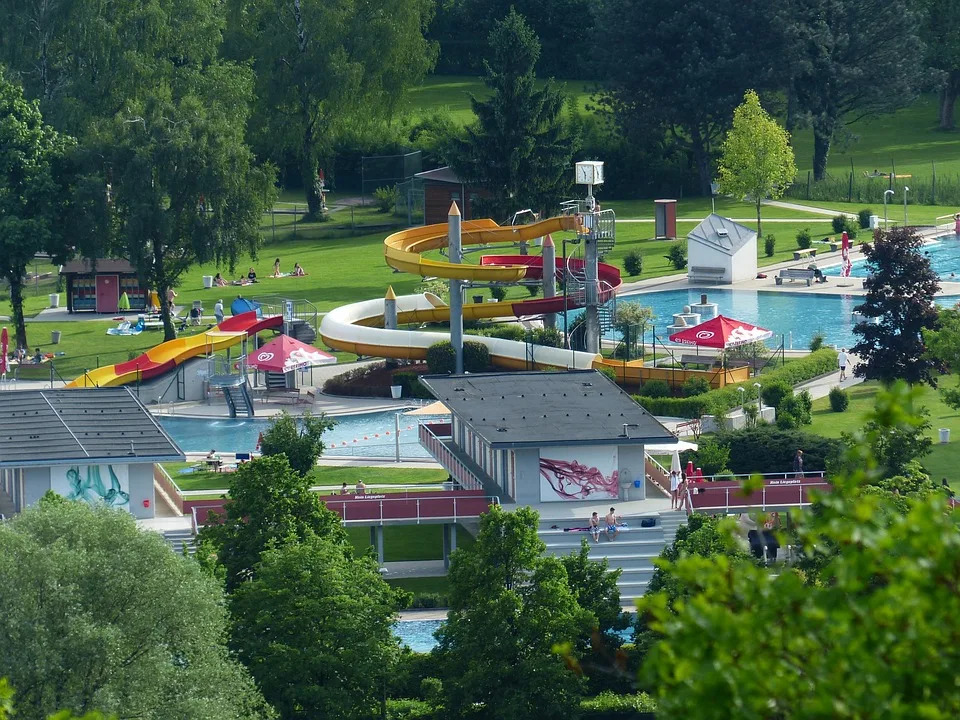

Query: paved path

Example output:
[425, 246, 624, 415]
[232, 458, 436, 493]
[618, 217, 834, 224]
[762, 200, 857, 218]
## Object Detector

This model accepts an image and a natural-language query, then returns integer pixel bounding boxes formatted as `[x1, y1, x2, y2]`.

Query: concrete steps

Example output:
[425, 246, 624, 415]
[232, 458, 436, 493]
[163, 528, 196, 556]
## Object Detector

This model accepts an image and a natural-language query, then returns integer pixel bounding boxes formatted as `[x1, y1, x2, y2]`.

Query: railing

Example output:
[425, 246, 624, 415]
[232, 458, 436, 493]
[418, 423, 483, 491]
[153, 463, 184, 514]
[644, 453, 672, 498]
[687, 474, 829, 514]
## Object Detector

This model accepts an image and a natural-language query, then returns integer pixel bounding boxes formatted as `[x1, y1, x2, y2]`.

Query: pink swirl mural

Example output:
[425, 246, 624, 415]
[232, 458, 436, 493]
[539, 448, 619, 502]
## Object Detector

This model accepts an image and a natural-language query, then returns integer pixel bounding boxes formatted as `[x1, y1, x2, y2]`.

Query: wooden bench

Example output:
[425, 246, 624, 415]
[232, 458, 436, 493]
[793, 248, 817, 260]
[679, 354, 719, 368]
[775, 268, 816, 286]
[688, 266, 726, 283]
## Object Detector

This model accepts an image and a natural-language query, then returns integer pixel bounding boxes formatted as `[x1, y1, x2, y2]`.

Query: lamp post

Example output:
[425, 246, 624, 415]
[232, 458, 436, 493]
[754, 382, 763, 412]
[883, 189, 894, 229]
[903, 186, 910, 227]
[737, 386, 745, 408]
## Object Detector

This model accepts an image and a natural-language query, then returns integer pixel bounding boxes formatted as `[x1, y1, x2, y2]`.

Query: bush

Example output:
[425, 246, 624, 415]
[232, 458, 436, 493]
[796, 228, 812, 249]
[490, 286, 507, 302]
[683, 437, 730, 476]
[809, 332, 825, 351]
[580, 691, 657, 715]
[623, 250, 643, 276]
[597, 365, 618, 383]
[718, 426, 843, 474]
[761, 380, 793, 410]
[385, 698, 433, 719]
[831, 215, 847, 234]
[462, 341, 490, 372]
[776, 411, 798, 429]
[831, 214, 859, 238]
[387, 651, 440, 700]
[374, 185, 399, 213]
[638, 378, 671, 398]
[764, 233, 776, 257]
[410, 592, 448, 609]
[780, 391, 812, 425]
[526, 283, 539, 297]
[478, 324, 526, 342]
[858, 208, 873, 229]
[528, 327, 563, 348]
[829, 386, 850, 412]
[682, 376, 711, 397]
[426, 342, 456, 374]
[392, 372, 433, 400]
[666, 244, 687, 270]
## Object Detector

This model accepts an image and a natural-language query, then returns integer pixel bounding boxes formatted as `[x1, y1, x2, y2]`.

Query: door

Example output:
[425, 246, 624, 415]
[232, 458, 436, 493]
[96, 275, 119, 313]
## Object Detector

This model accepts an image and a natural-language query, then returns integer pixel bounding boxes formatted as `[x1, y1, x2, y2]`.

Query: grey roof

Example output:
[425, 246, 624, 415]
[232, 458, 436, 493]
[687, 214, 757, 256]
[0, 388, 184, 467]
[60, 258, 136, 275]
[414, 166, 463, 185]
[419, 370, 677, 449]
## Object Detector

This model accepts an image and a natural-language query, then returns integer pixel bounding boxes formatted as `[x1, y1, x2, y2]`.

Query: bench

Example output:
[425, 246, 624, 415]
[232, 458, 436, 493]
[679, 354, 719, 368]
[775, 268, 816, 286]
[793, 248, 817, 260]
[688, 266, 726, 283]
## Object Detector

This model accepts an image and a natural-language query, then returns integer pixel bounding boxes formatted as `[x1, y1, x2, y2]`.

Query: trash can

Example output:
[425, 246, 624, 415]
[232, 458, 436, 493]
[869, 215, 880, 229]
[473, 295, 484, 304]
[940, 428, 951, 444]
[202, 275, 213, 289]
[48, 293, 60, 308]
[390, 385, 402, 399]
[51, 330, 61, 345]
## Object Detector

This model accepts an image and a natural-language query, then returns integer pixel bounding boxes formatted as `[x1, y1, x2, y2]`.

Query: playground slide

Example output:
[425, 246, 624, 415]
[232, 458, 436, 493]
[65, 311, 283, 388]
[321, 216, 621, 370]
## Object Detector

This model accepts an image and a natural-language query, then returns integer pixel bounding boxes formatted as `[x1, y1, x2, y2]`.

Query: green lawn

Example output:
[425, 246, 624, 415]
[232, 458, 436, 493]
[808, 378, 960, 486]
[604, 197, 831, 221]
[770, 199, 959, 227]
[387, 575, 450, 597]
[163, 462, 448, 492]
[347, 523, 476, 562]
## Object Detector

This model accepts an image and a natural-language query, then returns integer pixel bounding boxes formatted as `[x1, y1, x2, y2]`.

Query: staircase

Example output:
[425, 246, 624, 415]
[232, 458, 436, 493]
[595, 208, 617, 258]
[223, 382, 255, 418]
[264, 371, 288, 391]
[538, 510, 688, 604]
[162, 528, 196, 556]
[287, 318, 317, 345]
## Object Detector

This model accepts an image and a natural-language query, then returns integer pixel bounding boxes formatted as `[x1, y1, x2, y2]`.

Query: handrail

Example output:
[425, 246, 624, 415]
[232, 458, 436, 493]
[329, 493, 500, 525]
[688, 475, 829, 515]
[419, 423, 483, 491]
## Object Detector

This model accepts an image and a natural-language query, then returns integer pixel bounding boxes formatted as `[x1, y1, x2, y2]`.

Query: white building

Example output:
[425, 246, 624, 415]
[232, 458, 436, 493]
[686, 213, 757, 284]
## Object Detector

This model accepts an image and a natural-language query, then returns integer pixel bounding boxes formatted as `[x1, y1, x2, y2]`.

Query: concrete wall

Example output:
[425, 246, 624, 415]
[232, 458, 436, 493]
[23, 467, 51, 507]
[688, 239, 757, 283]
[618, 444, 646, 501]
[20, 462, 155, 518]
[512, 448, 541, 505]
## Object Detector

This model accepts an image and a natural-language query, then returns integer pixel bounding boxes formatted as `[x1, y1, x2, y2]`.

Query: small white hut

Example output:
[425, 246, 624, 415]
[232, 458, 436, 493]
[686, 214, 757, 284]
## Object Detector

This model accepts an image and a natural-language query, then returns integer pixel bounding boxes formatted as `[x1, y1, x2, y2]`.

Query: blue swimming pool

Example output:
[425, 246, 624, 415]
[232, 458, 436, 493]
[609, 287, 960, 350]
[394, 619, 635, 652]
[823, 236, 960, 278]
[158, 411, 441, 458]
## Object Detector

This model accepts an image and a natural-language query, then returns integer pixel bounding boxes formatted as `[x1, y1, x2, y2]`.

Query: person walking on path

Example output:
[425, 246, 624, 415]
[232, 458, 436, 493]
[214, 299, 224, 325]
[669, 470, 681, 510]
[793, 449, 804, 478]
[837, 347, 849, 381]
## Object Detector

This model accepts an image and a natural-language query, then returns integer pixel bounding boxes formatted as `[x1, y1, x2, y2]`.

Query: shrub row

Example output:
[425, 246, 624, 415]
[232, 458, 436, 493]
[580, 691, 657, 717]
[634, 349, 837, 419]
[718, 426, 844, 475]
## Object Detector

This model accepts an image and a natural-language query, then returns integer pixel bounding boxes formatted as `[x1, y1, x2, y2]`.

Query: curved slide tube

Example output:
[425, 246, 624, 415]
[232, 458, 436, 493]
[66, 311, 283, 388]
[321, 216, 622, 370]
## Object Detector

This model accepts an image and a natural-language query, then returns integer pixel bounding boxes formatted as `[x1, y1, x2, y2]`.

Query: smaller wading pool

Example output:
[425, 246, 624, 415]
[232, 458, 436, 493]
[157, 411, 446, 459]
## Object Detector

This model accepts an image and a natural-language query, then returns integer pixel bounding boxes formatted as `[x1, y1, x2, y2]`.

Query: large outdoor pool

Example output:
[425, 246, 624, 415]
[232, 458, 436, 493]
[394, 619, 634, 653]
[611, 287, 960, 350]
[823, 235, 960, 278]
[158, 410, 440, 458]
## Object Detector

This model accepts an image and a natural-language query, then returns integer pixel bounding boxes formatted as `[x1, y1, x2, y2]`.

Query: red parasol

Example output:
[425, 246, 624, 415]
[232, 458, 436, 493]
[0, 327, 7, 377]
[247, 335, 336, 373]
[668, 315, 773, 349]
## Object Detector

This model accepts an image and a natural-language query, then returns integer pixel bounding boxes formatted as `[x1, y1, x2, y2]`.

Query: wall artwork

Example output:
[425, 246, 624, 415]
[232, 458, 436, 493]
[51, 464, 130, 508]
[539, 447, 619, 502]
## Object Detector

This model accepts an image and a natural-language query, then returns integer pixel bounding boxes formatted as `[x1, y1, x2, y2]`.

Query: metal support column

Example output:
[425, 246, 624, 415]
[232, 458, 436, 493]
[583, 192, 600, 354]
[442, 523, 458, 569]
[370, 526, 385, 564]
[448, 202, 464, 374]
[542, 234, 557, 330]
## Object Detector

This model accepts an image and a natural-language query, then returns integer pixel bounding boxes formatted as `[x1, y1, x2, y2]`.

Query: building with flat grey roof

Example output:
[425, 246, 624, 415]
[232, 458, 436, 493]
[0, 388, 184, 518]
[418, 370, 678, 506]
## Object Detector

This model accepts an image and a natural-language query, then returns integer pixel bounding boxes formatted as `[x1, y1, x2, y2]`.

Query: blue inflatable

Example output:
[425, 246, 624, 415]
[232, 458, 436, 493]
[230, 297, 261, 318]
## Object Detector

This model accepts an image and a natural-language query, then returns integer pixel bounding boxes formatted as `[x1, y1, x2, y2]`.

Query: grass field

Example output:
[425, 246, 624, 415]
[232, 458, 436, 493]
[346, 523, 475, 562]
[808, 377, 960, 487]
[387, 575, 450, 596]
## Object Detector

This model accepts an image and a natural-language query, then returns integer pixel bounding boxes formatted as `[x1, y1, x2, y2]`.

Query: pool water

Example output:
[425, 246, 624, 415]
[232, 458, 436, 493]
[823, 236, 960, 278]
[158, 411, 441, 458]
[609, 287, 960, 350]
[393, 619, 635, 653]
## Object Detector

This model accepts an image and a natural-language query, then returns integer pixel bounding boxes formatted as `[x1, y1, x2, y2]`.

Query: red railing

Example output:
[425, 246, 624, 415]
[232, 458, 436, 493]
[685, 474, 829, 514]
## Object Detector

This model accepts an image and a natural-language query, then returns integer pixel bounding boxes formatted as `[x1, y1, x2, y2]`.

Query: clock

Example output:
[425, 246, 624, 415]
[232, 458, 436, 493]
[575, 161, 604, 186]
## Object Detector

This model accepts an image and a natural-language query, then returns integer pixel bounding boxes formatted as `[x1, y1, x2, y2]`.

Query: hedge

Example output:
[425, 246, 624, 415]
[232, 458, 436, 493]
[580, 691, 657, 718]
[718, 426, 844, 474]
[634, 348, 837, 419]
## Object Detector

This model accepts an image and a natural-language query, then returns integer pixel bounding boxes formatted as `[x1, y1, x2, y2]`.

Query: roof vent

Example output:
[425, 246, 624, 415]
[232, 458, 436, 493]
[454, 387, 465, 392]
[497, 427, 508, 432]
[717, 228, 729, 237]
[582, 382, 593, 387]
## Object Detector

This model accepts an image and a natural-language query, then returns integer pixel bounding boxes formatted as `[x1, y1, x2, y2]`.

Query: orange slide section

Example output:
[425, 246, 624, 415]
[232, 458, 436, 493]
[65, 311, 283, 388]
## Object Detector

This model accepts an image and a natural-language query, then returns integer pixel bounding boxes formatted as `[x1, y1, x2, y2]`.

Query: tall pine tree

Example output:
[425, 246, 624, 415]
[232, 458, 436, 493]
[448, 9, 576, 221]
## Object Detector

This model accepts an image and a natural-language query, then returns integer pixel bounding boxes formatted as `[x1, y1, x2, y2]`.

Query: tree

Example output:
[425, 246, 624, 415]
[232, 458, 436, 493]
[259, 411, 335, 476]
[196, 455, 346, 590]
[851, 227, 941, 385]
[0, 71, 76, 352]
[596, 0, 782, 194]
[0, 499, 270, 720]
[924, 306, 960, 410]
[435, 505, 591, 718]
[613, 303, 654, 359]
[640, 384, 960, 717]
[447, 9, 576, 219]
[103, 60, 276, 340]
[919, 0, 960, 129]
[229, 0, 436, 218]
[790, 0, 922, 179]
[230, 536, 407, 720]
[717, 90, 797, 237]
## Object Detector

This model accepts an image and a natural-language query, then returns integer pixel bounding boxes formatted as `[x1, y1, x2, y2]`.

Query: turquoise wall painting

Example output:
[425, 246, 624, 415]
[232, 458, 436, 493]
[51, 464, 130, 508]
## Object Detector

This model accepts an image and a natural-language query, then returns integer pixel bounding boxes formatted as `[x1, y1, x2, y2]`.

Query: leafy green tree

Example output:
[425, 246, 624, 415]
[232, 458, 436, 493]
[0, 71, 76, 351]
[196, 454, 346, 590]
[231, 536, 407, 720]
[596, 0, 782, 194]
[613, 303, 654, 359]
[260, 411, 335, 476]
[447, 9, 576, 219]
[790, 0, 922, 179]
[717, 90, 797, 237]
[229, 0, 436, 218]
[851, 227, 941, 385]
[0, 500, 270, 720]
[435, 505, 591, 718]
[924, 306, 960, 410]
[640, 383, 960, 717]
[919, 0, 960, 129]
